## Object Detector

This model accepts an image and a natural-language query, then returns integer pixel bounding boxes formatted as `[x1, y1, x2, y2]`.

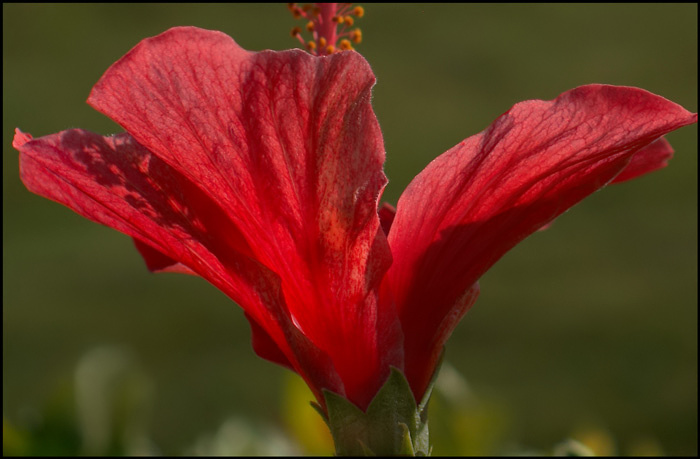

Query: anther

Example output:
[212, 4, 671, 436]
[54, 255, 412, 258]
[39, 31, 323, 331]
[306, 41, 317, 51]
[325, 45, 336, 55]
[344, 16, 354, 26]
[350, 29, 362, 44]
[318, 37, 327, 48]
[306, 21, 315, 32]
[291, 26, 302, 38]
[353, 6, 364, 17]
[339, 39, 353, 51]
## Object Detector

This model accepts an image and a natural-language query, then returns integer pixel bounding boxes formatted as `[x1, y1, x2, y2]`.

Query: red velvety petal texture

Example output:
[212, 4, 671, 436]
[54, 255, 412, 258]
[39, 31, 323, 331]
[387, 84, 697, 400]
[17, 26, 403, 410]
[14, 128, 342, 405]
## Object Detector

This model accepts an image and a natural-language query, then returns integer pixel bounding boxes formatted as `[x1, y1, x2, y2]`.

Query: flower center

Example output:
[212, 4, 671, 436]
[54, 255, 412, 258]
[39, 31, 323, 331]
[289, 3, 364, 55]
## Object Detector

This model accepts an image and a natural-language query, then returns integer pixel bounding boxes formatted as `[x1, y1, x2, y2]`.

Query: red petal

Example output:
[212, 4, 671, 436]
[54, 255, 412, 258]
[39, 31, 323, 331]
[388, 84, 697, 399]
[85, 26, 399, 408]
[378, 202, 396, 236]
[133, 238, 197, 275]
[536, 136, 676, 233]
[13, 128, 33, 147]
[610, 136, 674, 184]
[245, 311, 294, 370]
[15, 128, 342, 406]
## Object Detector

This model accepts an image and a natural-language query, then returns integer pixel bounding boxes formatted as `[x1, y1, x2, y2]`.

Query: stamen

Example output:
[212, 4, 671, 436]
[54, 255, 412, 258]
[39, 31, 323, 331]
[288, 3, 365, 56]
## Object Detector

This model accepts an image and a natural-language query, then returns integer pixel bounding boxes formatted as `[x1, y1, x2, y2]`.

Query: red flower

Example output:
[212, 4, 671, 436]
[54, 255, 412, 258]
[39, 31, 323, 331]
[14, 27, 697, 411]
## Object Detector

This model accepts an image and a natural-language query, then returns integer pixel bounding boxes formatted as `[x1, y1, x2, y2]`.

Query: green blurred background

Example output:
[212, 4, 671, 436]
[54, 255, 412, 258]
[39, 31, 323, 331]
[3, 3, 697, 456]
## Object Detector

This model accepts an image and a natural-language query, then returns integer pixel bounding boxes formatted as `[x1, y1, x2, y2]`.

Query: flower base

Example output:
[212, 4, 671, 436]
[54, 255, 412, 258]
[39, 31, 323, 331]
[317, 367, 433, 456]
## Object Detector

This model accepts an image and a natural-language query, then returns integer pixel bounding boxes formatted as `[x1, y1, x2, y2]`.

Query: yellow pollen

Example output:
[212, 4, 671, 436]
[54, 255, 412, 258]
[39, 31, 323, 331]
[350, 28, 362, 44]
[339, 39, 353, 51]
[290, 26, 302, 37]
[318, 36, 327, 48]
[344, 16, 354, 26]
[306, 21, 314, 32]
[291, 7, 302, 19]
[353, 6, 364, 17]
[306, 41, 317, 51]
[326, 45, 336, 54]
[332, 15, 343, 24]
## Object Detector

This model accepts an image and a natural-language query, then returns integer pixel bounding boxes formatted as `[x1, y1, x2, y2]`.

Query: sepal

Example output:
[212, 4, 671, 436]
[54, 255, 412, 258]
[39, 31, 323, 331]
[323, 367, 431, 456]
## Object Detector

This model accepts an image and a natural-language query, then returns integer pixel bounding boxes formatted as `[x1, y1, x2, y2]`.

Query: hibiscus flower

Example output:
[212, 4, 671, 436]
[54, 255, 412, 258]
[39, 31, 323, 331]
[14, 24, 696, 427]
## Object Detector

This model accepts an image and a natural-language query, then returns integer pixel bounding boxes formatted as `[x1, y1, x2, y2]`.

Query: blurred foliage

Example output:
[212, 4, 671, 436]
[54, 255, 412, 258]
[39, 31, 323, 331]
[3, 3, 697, 456]
[3, 388, 81, 457]
[3, 346, 149, 456]
[282, 372, 335, 455]
[428, 362, 512, 456]
[3, 352, 672, 456]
